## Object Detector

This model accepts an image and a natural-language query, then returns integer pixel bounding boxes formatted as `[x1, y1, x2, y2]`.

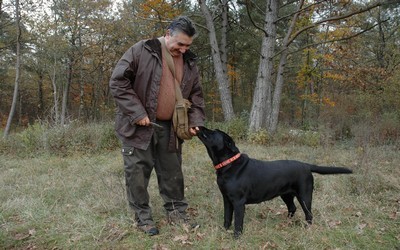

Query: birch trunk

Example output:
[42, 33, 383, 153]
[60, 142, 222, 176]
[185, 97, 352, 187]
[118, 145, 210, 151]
[269, 0, 304, 133]
[249, 0, 277, 132]
[3, 0, 21, 138]
[61, 60, 72, 125]
[199, 0, 235, 121]
[50, 55, 59, 124]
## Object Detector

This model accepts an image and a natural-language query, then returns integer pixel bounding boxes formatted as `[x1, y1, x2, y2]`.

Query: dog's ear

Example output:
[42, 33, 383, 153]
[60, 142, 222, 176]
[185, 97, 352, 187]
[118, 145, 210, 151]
[216, 129, 230, 137]
[223, 133, 239, 152]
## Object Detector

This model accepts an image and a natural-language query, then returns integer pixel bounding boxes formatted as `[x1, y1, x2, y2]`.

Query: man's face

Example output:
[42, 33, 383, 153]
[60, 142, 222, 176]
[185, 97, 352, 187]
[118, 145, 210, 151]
[165, 30, 193, 57]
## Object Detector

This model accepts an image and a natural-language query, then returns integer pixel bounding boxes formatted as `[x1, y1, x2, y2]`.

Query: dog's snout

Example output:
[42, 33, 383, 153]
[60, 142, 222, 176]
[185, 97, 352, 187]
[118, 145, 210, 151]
[198, 133, 207, 139]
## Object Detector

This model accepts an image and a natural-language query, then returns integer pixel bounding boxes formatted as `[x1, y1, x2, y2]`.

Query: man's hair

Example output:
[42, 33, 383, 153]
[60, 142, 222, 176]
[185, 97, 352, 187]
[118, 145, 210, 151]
[167, 16, 197, 37]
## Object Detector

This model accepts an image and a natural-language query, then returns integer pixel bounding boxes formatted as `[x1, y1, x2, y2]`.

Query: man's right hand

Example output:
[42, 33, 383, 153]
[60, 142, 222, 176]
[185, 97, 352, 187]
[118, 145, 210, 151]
[136, 116, 150, 126]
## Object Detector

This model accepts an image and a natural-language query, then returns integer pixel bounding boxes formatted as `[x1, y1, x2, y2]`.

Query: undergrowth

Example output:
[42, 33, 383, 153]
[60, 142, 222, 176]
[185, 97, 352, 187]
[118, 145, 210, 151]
[1, 117, 398, 157]
[0, 121, 120, 156]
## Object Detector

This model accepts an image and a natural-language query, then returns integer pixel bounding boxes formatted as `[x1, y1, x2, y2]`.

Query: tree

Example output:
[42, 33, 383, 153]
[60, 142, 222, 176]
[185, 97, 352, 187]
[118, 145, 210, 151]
[247, 0, 389, 134]
[3, 0, 20, 138]
[198, 0, 235, 121]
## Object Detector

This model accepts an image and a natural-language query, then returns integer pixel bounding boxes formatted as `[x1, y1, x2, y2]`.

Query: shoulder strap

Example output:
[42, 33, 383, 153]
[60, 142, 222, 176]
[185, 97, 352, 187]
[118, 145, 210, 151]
[159, 37, 184, 102]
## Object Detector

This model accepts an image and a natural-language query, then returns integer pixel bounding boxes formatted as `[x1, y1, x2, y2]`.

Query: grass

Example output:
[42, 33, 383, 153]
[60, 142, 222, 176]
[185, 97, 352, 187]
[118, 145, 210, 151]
[1, 139, 399, 249]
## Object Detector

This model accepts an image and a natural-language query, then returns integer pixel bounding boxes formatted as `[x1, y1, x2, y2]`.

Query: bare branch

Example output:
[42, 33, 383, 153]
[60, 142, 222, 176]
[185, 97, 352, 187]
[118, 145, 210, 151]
[276, 0, 327, 23]
[244, 0, 268, 37]
[287, 0, 383, 46]
[282, 22, 380, 58]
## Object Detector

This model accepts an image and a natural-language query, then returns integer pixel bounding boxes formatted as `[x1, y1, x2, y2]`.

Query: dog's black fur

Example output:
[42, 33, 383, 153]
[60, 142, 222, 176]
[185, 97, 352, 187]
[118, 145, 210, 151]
[197, 127, 352, 238]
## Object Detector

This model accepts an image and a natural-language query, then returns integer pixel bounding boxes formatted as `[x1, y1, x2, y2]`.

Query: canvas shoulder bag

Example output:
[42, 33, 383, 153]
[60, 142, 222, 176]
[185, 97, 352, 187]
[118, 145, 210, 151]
[159, 37, 192, 140]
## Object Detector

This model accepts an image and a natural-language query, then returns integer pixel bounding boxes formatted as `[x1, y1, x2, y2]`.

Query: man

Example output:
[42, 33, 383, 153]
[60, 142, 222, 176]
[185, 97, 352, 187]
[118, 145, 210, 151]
[109, 16, 205, 236]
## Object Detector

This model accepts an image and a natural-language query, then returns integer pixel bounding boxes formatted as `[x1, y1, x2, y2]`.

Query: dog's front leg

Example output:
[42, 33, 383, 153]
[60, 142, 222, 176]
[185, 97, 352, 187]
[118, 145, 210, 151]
[222, 195, 233, 230]
[233, 203, 245, 238]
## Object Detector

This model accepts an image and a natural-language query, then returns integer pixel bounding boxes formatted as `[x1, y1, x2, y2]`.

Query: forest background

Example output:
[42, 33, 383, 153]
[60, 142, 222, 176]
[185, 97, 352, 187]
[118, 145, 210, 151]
[1, 0, 399, 143]
[1, 1, 400, 249]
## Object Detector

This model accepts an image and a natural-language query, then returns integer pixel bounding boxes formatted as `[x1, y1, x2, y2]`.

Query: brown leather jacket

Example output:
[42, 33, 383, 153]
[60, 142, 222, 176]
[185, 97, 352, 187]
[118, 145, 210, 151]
[109, 38, 205, 151]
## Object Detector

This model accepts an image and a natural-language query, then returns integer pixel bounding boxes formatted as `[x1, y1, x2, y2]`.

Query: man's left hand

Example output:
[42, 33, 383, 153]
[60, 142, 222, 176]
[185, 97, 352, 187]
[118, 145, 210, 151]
[189, 127, 200, 136]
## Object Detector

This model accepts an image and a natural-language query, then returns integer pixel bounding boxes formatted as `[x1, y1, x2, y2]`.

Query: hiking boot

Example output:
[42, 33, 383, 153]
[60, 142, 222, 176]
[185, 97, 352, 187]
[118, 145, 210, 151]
[167, 210, 200, 229]
[138, 224, 159, 236]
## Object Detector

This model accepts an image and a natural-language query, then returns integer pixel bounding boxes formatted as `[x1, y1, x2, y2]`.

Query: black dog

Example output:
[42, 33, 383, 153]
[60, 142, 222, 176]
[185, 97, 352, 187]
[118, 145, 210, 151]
[197, 127, 352, 238]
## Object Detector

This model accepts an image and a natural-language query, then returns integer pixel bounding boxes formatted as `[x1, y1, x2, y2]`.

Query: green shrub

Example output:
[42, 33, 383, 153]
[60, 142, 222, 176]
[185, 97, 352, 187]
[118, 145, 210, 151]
[247, 129, 270, 145]
[0, 121, 120, 156]
[16, 123, 47, 152]
[96, 122, 121, 150]
[295, 130, 320, 147]
[378, 111, 400, 144]
[205, 115, 248, 141]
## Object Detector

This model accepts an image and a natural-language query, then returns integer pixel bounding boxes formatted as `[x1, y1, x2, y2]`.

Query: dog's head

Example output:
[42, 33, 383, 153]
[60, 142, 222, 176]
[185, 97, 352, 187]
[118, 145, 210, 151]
[197, 127, 240, 166]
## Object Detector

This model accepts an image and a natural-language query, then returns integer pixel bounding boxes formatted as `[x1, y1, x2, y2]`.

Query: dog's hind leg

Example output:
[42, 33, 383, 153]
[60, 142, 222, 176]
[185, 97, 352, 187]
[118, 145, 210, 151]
[298, 197, 313, 224]
[222, 195, 233, 230]
[281, 194, 297, 218]
[297, 184, 313, 224]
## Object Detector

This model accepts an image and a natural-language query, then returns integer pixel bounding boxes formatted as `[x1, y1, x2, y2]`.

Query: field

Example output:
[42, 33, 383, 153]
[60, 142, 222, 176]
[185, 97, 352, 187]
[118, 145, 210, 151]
[1, 139, 399, 249]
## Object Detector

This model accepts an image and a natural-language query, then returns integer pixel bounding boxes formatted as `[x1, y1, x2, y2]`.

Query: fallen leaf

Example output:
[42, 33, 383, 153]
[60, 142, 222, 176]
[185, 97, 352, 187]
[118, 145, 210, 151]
[261, 241, 278, 249]
[196, 232, 206, 240]
[173, 234, 193, 245]
[328, 220, 342, 228]
[389, 211, 398, 220]
[186, 207, 199, 217]
[29, 229, 36, 236]
[152, 243, 170, 250]
[355, 223, 367, 234]
[182, 223, 190, 233]
[173, 235, 188, 242]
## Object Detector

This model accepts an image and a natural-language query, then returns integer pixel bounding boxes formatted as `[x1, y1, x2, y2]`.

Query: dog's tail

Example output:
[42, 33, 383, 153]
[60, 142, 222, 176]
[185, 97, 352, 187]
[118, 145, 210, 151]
[310, 165, 353, 175]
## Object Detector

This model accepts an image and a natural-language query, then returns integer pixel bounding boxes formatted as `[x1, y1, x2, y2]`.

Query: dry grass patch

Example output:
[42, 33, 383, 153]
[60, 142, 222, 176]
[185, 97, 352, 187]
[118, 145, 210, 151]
[1, 140, 399, 249]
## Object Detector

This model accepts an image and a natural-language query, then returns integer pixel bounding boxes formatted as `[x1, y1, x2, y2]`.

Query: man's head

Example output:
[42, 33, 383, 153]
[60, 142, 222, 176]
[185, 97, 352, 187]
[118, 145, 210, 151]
[165, 16, 196, 57]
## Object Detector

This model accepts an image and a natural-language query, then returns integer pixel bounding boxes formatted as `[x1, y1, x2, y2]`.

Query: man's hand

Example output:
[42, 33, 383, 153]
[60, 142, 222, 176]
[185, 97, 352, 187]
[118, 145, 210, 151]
[136, 116, 150, 126]
[189, 127, 200, 136]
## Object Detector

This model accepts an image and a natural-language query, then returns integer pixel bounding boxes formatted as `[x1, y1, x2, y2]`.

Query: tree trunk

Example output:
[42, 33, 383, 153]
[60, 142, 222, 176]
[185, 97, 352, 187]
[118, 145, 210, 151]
[3, 0, 21, 138]
[61, 59, 72, 125]
[79, 63, 84, 119]
[199, 0, 235, 121]
[37, 73, 44, 116]
[249, 0, 277, 132]
[220, 0, 228, 76]
[50, 55, 60, 124]
[269, 0, 304, 133]
[78, 33, 84, 119]
[376, 6, 386, 68]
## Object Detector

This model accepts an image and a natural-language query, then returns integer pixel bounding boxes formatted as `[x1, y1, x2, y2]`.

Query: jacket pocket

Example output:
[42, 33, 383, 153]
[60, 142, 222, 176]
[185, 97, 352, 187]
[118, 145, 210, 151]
[121, 147, 134, 156]
[115, 114, 137, 138]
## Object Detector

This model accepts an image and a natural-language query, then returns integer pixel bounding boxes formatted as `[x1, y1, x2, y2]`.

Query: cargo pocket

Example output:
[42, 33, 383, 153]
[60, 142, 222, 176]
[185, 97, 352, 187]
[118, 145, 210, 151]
[121, 147, 134, 156]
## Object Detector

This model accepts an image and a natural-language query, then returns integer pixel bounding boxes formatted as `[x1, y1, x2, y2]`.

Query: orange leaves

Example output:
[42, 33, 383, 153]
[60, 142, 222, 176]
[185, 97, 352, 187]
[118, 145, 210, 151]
[322, 97, 336, 107]
[295, 48, 336, 108]
[138, 0, 181, 20]
[323, 72, 346, 82]
[300, 93, 336, 107]
[227, 64, 239, 82]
